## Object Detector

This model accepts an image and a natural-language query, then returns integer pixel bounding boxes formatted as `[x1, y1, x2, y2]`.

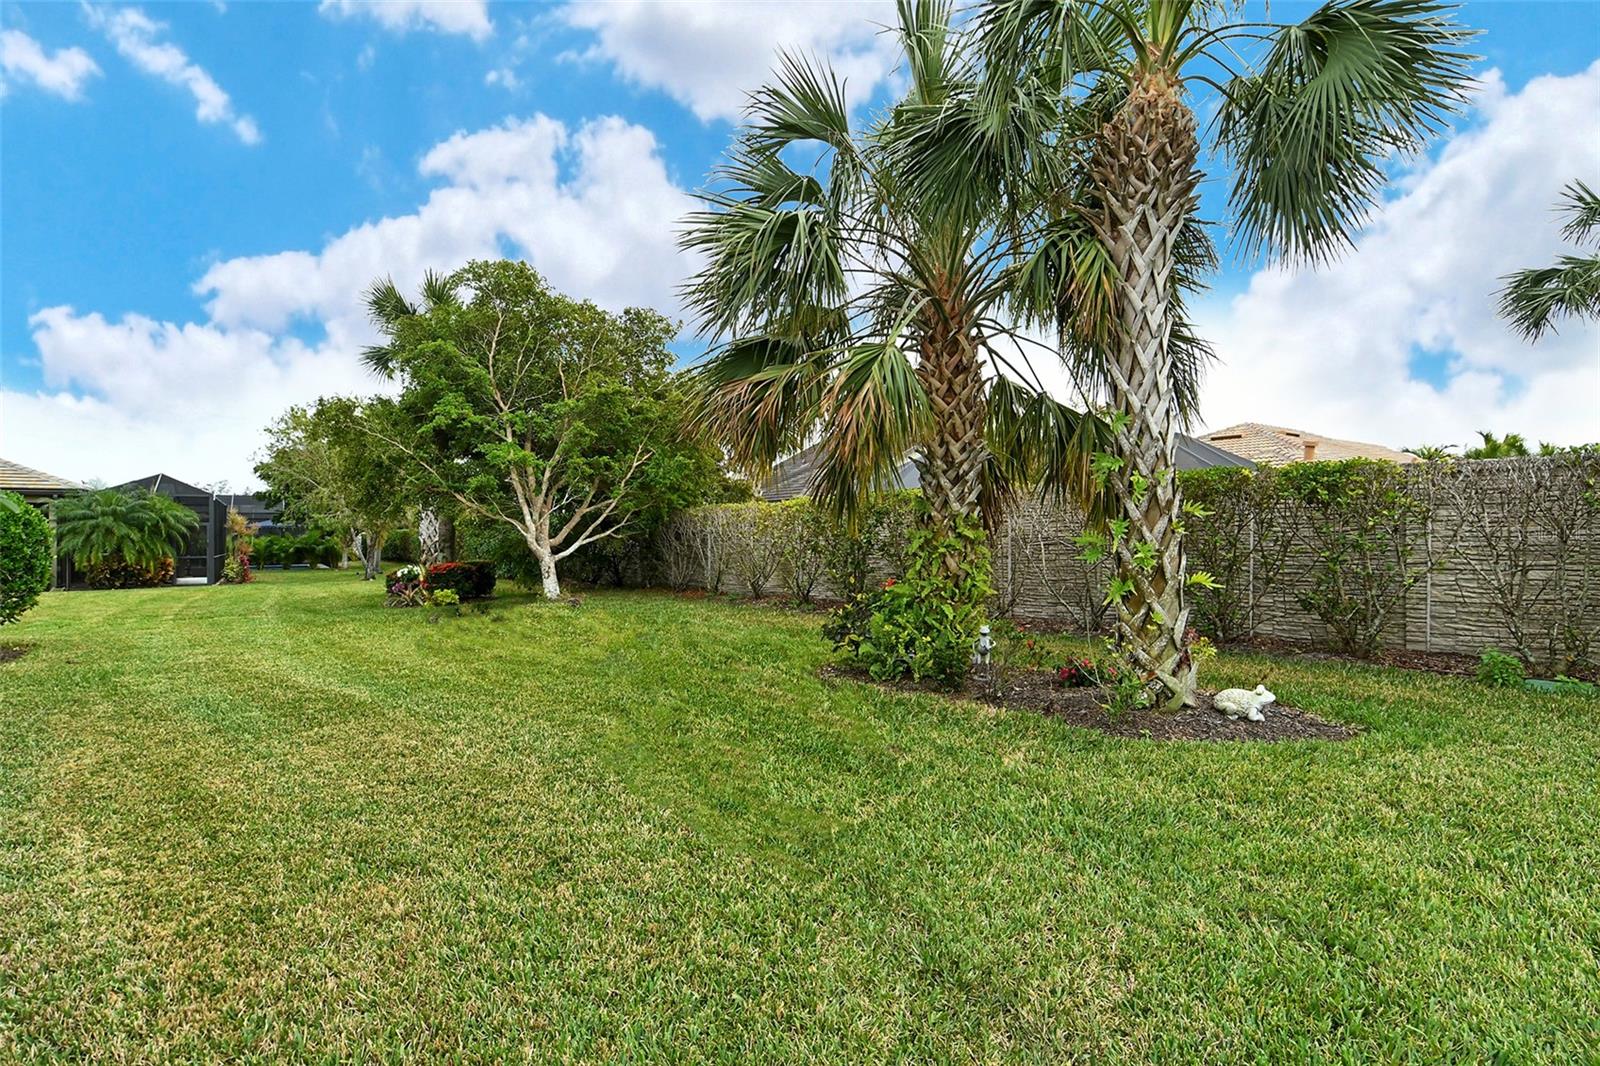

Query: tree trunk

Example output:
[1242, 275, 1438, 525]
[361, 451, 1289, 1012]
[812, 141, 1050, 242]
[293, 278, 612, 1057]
[536, 550, 560, 600]
[439, 514, 456, 562]
[418, 509, 443, 567]
[913, 316, 987, 573]
[1090, 71, 1202, 709]
[362, 536, 384, 581]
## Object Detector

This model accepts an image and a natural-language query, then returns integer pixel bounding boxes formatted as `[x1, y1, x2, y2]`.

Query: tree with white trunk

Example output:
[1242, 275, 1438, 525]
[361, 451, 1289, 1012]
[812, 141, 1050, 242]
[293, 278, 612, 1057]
[360, 259, 693, 600]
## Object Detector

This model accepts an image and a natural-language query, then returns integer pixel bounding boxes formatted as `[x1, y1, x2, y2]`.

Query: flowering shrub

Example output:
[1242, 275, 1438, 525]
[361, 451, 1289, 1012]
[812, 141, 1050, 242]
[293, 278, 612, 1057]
[424, 561, 496, 600]
[836, 519, 991, 690]
[385, 569, 428, 607]
[1054, 658, 1098, 688]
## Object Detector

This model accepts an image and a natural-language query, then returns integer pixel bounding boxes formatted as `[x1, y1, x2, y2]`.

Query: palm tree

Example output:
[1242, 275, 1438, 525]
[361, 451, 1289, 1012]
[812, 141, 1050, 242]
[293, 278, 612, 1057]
[682, 0, 1099, 578]
[55, 489, 197, 570]
[1463, 430, 1531, 459]
[362, 269, 463, 564]
[899, 0, 1474, 706]
[1497, 180, 1600, 340]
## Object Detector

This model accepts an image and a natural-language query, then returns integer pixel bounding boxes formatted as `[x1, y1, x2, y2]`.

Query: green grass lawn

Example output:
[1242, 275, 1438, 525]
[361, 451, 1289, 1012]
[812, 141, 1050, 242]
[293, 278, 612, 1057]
[2, 571, 1596, 1063]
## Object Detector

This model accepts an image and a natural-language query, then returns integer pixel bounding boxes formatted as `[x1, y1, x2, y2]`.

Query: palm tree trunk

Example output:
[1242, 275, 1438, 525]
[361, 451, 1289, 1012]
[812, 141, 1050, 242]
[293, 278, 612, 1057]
[1091, 72, 1201, 709]
[913, 318, 987, 573]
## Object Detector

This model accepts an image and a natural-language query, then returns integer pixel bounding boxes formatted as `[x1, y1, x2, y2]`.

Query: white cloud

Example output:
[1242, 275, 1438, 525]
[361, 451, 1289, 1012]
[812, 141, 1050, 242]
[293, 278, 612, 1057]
[561, 0, 899, 122]
[85, 5, 261, 144]
[319, 0, 492, 41]
[1194, 62, 1600, 450]
[484, 66, 520, 90]
[195, 114, 695, 341]
[0, 29, 100, 100]
[5, 113, 698, 486]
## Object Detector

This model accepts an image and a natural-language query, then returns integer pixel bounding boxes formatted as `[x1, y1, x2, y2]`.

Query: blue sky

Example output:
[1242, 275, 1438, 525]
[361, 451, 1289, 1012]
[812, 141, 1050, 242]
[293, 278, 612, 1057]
[2, 0, 1598, 486]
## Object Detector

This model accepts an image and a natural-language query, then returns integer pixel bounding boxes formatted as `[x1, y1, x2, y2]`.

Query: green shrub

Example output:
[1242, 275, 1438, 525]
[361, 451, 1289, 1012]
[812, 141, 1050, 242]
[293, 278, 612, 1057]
[1477, 647, 1525, 688]
[55, 488, 196, 572]
[0, 491, 51, 625]
[81, 557, 175, 589]
[838, 518, 990, 690]
[424, 561, 496, 600]
[1277, 459, 1436, 657]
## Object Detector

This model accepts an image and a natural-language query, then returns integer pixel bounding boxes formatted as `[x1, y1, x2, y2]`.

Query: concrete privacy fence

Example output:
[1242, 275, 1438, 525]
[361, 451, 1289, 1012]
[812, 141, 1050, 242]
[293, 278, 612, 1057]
[652, 455, 1600, 670]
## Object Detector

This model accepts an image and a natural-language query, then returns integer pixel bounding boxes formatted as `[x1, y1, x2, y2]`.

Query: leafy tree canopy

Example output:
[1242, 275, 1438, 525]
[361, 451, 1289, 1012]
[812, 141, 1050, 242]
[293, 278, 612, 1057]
[255, 396, 409, 578]
[363, 259, 721, 598]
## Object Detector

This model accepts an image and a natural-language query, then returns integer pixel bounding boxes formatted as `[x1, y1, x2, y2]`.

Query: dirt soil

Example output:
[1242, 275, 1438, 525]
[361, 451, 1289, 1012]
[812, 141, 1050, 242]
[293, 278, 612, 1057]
[0, 644, 32, 666]
[823, 663, 1359, 743]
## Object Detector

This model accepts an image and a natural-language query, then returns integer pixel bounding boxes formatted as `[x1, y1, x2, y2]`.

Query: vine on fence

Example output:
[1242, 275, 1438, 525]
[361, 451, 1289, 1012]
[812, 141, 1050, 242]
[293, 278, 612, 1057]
[1432, 451, 1600, 674]
[1277, 459, 1441, 657]
[651, 456, 1597, 670]
[1181, 467, 1299, 642]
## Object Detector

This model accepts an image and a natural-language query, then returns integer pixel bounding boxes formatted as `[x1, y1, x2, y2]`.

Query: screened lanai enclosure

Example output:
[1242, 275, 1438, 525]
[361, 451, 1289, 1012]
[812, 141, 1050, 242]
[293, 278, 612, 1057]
[112, 474, 228, 584]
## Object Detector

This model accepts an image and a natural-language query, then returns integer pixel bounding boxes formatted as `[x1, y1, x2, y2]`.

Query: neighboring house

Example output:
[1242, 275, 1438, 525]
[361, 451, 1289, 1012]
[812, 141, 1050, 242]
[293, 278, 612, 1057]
[218, 492, 294, 536]
[113, 474, 229, 585]
[1200, 423, 1421, 466]
[758, 435, 1251, 502]
[0, 456, 83, 588]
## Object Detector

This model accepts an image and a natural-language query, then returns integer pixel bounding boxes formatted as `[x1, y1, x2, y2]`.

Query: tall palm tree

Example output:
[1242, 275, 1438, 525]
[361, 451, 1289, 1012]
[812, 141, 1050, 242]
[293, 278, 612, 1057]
[362, 269, 463, 563]
[900, 0, 1474, 706]
[1497, 180, 1600, 340]
[681, 0, 1100, 579]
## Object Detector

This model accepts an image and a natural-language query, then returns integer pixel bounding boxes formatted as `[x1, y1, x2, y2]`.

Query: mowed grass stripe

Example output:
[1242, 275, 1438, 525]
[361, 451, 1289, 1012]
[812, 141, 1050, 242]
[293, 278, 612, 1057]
[1, 570, 1596, 1062]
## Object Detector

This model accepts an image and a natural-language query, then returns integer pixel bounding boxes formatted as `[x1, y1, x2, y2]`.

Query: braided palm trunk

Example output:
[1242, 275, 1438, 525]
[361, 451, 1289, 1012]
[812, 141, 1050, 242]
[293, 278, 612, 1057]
[914, 315, 988, 572]
[1091, 73, 1201, 708]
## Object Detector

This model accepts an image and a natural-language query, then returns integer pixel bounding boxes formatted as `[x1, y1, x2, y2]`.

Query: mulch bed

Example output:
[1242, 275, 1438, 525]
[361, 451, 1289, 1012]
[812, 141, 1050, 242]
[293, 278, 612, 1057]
[1223, 635, 1600, 684]
[822, 663, 1359, 743]
[0, 644, 32, 666]
[1224, 635, 1482, 677]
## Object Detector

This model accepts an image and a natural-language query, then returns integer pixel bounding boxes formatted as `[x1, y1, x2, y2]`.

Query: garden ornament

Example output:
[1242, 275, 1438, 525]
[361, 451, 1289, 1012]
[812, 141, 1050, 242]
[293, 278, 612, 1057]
[1213, 684, 1275, 722]
[972, 625, 992, 666]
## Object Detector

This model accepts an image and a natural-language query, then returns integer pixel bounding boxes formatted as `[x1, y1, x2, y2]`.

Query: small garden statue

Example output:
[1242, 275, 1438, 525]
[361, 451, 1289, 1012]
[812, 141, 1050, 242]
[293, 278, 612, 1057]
[1213, 684, 1276, 722]
[972, 624, 992, 666]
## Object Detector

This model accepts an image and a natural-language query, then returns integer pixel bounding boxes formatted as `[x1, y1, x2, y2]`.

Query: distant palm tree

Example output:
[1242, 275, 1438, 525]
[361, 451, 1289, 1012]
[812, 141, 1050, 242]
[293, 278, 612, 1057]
[1463, 431, 1531, 460]
[1404, 444, 1456, 462]
[1498, 181, 1600, 340]
[898, 0, 1474, 705]
[681, 0, 1100, 573]
[55, 489, 197, 569]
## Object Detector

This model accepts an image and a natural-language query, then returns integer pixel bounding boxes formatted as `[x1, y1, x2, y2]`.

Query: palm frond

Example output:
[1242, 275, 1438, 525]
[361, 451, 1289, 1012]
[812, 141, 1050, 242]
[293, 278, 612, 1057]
[1496, 255, 1600, 341]
[811, 341, 931, 521]
[1219, 0, 1476, 264]
[1557, 180, 1600, 244]
[419, 269, 460, 313]
[982, 375, 1108, 523]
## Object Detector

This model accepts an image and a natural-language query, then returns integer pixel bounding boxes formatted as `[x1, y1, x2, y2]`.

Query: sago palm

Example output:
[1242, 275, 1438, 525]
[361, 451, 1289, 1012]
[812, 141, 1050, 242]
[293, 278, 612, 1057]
[1497, 180, 1600, 340]
[681, 0, 1100, 574]
[900, 0, 1474, 705]
[55, 488, 197, 569]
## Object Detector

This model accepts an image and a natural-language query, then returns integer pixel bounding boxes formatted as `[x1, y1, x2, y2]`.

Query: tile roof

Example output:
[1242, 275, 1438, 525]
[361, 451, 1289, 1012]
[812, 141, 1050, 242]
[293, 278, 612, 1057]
[0, 457, 82, 496]
[1200, 423, 1420, 466]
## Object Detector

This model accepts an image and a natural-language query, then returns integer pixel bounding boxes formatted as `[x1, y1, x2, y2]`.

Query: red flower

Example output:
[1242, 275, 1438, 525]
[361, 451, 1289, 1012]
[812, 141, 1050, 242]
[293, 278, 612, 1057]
[883, 578, 897, 589]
